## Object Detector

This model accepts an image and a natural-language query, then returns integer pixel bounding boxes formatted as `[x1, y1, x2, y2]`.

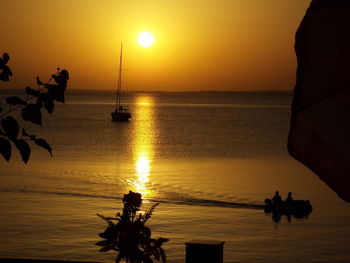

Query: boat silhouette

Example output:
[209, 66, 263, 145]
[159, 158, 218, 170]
[111, 43, 131, 122]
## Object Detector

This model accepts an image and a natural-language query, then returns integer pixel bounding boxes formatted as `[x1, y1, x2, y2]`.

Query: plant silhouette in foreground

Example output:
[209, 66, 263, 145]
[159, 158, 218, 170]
[0, 52, 69, 163]
[97, 191, 168, 263]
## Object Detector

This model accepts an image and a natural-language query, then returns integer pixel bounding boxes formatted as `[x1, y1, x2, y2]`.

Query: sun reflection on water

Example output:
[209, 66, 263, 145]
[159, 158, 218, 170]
[135, 156, 150, 186]
[132, 95, 155, 198]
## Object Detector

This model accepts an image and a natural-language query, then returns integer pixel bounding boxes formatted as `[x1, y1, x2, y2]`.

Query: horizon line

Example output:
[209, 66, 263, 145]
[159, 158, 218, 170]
[0, 88, 293, 94]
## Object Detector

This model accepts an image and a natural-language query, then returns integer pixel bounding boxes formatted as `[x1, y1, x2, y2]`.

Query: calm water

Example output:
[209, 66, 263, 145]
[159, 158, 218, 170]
[0, 90, 350, 262]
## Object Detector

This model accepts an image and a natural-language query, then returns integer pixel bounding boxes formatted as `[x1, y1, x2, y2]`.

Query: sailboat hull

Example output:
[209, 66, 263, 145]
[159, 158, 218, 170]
[111, 110, 131, 122]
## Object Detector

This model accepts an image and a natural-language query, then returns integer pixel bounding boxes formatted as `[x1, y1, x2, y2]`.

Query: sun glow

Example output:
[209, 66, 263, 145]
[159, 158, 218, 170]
[137, 31, 155, 48]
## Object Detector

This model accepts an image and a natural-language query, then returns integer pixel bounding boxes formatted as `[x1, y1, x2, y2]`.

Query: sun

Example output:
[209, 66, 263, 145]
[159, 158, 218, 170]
[137, 31, 155, 48]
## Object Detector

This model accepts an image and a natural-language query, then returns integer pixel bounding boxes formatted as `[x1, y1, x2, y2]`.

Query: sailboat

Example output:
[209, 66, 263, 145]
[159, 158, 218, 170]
[111, 43, 131, 122]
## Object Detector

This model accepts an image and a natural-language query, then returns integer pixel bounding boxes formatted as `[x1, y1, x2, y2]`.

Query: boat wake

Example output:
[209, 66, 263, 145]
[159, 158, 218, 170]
[1, 187, 264, 210]
[148, 197, 264, 210]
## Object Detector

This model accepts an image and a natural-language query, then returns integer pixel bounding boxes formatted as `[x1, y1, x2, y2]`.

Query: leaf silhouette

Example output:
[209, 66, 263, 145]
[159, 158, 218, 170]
[98, 232, 107, 239]
[21, 104, 42, 125]
[155, 238, 169, 247]
[151, 247, 160, 261]
[14, 139, 30, 163]
[49, 87, 65, 103]
[0, 137, 11, 161]
[25, 86, 40, 97]
[22, 128, 36, 140]
[36, 93, 45, 108]
[5, 96, 27, 106]
[22, 128, 29, 137]
[34, 138, 52, 156]
[36, 76, 44, 86]
[99, 246, 113, 252]
[95, 240, 109, 247]
[44, 95, 54, 114]
[1, 116, 19, 140]
[159, 247, 166, 263]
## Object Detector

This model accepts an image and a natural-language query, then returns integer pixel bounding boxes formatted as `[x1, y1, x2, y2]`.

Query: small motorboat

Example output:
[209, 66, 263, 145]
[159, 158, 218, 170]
[264, 198, 313, 217]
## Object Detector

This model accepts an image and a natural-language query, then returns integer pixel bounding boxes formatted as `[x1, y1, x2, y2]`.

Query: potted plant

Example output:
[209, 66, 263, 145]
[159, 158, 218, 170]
[96, 191, 168, 263]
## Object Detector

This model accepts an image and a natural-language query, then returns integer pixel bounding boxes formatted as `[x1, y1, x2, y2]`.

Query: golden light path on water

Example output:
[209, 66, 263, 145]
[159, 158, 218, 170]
[132, 95, 155, 199]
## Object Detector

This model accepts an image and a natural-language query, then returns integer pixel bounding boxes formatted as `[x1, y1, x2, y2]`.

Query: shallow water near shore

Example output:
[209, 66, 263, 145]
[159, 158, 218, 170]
[1, 90, 350, 262]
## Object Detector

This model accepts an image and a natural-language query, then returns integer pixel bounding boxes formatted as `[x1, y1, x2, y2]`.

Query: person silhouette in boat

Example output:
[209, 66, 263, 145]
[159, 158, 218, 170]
[272, 191, 282, 207]
[285, 192, 294, 204]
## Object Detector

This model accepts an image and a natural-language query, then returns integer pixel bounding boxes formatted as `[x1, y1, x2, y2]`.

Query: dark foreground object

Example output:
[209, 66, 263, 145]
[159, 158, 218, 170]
[185, 240, 224, 263]
[264, 199, 313, 218]
[288, 0, 350, 202]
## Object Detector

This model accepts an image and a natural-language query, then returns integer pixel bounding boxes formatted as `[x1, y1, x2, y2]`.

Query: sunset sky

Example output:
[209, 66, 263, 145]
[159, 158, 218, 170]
[1, 0, 310, 92]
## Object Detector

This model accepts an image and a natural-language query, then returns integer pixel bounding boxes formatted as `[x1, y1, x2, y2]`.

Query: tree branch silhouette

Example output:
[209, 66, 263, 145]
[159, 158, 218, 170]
[0, 52, 69, 163]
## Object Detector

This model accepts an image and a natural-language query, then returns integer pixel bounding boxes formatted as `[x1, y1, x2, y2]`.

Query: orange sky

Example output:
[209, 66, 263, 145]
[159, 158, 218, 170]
[1, 0, 311, 91]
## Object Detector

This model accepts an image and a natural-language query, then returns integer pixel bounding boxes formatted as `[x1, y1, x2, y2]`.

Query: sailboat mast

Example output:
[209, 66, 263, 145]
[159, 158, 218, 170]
[116, 43, 123, 108]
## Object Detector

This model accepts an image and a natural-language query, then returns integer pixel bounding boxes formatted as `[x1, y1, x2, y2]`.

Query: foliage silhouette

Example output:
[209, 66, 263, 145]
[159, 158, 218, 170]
[0, 52, 69, 163]
[97, 191, 169, 263]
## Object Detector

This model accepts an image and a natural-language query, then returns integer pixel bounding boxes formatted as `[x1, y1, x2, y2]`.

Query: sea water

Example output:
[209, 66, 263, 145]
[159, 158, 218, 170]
[0, 90, 350, 263]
